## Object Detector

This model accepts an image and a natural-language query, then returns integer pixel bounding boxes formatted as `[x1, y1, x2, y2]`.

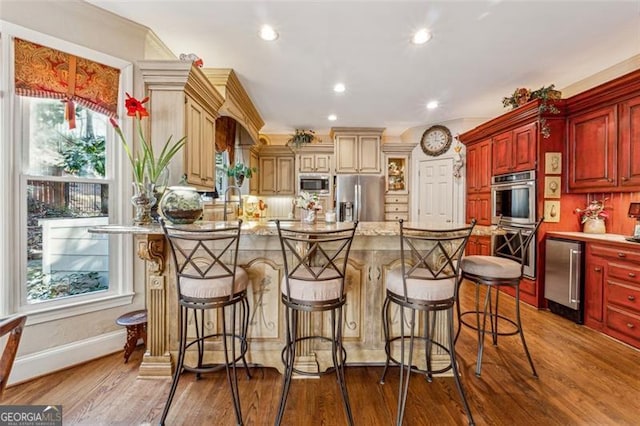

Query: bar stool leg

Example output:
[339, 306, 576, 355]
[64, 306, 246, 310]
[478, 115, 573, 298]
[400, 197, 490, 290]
[397, 307, 416, 426]
[241, 298, 252, 379]
[332, 306, 353, 426]
[475, 284, 492, 377]
[447, 308, 475, 426]
[160, 305, 188, 426]
[379, 296, 391, 384]
[515, 284, 538, 377]
[222, 304, 243, 426]
[275, 307, 298, 426]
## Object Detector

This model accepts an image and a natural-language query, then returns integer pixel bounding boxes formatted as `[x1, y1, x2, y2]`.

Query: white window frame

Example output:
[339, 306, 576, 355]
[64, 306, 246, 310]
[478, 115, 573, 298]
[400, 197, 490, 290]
[0, 21, 136, 324]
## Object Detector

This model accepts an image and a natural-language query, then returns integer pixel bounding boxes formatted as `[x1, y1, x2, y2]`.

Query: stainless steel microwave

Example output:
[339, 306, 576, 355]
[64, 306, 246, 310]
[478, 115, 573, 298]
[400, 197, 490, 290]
[298, 174, 330, 195]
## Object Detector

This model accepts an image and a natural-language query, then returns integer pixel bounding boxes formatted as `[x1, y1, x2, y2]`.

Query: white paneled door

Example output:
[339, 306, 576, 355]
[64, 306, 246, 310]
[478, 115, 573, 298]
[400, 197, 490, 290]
[418, 158, 454, 225]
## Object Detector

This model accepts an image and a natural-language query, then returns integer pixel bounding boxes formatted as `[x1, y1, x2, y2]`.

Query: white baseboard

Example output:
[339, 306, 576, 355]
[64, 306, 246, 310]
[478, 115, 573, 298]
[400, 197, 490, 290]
[9, 329, 126, 386]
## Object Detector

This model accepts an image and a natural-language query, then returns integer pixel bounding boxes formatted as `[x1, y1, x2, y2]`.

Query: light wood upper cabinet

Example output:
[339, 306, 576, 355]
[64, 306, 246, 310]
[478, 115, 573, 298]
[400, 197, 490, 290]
[299, 153, 331, 173]
[258, 148, 295, 195]
[185, 96, 216, 188]
[333, 128, 383, 174]
[249, 148, 259, 195]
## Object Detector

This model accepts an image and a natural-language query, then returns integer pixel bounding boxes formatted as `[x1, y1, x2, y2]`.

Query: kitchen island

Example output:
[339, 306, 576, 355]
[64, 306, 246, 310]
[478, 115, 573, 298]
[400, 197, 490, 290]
[91, 221, 493, 378]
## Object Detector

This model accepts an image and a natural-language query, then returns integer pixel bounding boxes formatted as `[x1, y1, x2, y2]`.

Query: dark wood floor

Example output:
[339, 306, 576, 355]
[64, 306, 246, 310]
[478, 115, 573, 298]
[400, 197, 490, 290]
[3, 283, 640, 425]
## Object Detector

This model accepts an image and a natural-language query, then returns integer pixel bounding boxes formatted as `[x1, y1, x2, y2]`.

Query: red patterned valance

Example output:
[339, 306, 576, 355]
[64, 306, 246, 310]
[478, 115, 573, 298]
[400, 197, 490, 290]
[14, 38, 120, 128]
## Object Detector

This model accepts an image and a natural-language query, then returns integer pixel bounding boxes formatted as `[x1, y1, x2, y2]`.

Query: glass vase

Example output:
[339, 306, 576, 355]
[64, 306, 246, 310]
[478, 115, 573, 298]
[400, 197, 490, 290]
[301, 209, 317, 224]
[131, 182, 156, 226]
[160, 186, 203, 224]
[151, 167, 170, 223]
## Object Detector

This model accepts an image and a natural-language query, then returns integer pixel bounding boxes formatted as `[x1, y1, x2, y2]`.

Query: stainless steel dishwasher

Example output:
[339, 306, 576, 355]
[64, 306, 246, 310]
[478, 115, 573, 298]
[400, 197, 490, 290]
[544, 238, 584, 323]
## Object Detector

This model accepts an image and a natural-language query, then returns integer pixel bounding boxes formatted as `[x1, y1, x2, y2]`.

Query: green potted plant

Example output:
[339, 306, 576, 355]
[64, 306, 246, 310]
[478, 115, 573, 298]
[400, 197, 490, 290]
[502, 84, 561, 138]
[223, 162, 257, 187]
[287, 129, 321, 150]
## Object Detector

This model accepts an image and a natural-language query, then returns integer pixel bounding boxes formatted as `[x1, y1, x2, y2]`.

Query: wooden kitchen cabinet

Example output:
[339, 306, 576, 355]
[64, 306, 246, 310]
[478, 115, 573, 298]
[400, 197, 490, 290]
[619, 95, 640, 190]
[333, 128, 383, 174]
[466, 139, 491, 192]
[185, 96, 217, 188]
[492, 122, 537, 176]
[565, 68, 640, 193]
[258, 149, 295, 195]
[249, 148, 259, 195]
[567, 105, 617, 192]
[584, 248, 605, 330]
[466, 235, 491, 256]
[299, 153, 331, 173]
[466, 192, 491, 225]
[585, 241, 640, 348]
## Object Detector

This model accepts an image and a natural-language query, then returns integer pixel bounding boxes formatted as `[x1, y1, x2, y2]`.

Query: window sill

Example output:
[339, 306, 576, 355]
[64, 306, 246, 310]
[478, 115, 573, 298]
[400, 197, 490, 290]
[18, 292, 136, 325]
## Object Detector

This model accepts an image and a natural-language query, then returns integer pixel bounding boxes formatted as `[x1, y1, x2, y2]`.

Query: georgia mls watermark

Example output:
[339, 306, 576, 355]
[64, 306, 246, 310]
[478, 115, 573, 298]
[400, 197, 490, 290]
[0, 405, 62, 426]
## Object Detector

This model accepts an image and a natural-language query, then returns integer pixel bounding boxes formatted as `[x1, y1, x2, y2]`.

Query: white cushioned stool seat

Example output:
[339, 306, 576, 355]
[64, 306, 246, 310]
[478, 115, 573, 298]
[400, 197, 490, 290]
[180, 266, 249, 299]
[461, 255, 521, 279]
[282, 267, 342, 302]
[386, 268, 455, 301]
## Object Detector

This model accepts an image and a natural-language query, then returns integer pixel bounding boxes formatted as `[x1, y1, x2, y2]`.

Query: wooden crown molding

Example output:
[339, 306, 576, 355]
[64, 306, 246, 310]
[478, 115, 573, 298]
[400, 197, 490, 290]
[202, 68, 265, 144]
[566, 68, 640, 115]
[381, 142, 416, 154]
[329, 127, 385, 139]
[138, 60, 224, 116]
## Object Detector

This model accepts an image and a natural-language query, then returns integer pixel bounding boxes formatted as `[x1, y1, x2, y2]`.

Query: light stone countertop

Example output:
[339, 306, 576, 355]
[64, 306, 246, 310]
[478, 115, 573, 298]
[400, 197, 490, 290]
[89, 220, 495, 237]
[546, 231, 640, 248]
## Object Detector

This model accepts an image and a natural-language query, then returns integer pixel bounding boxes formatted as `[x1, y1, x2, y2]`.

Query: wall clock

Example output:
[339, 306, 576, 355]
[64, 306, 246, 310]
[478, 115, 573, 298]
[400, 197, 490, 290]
[420, 125, 452, 157]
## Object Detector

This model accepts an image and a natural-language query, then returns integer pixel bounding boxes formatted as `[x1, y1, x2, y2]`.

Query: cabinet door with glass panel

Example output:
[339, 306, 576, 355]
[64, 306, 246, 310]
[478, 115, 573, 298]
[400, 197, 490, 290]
[385, 155, 408, 194]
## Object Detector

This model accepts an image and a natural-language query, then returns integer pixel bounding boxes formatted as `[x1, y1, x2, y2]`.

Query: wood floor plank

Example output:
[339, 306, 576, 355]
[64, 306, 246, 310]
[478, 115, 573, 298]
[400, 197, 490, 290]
[2, 283, 640, 425]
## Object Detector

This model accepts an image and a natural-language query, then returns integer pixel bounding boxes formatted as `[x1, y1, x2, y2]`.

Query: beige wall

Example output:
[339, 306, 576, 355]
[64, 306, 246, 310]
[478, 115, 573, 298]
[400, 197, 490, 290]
[1, 0, 176, 383]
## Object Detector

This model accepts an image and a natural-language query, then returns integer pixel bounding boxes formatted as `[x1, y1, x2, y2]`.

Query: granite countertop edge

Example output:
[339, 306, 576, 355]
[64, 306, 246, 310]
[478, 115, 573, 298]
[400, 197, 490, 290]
[89, 221, 496, 237]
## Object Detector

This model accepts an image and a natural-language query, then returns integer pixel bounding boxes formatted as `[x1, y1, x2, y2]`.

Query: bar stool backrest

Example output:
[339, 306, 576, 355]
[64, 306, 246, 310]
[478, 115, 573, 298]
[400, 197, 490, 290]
[161, 220, 243, 302]
[494, 216, 544, 276]
[276, 221, 358, 304]
[399, 220, 476, 299]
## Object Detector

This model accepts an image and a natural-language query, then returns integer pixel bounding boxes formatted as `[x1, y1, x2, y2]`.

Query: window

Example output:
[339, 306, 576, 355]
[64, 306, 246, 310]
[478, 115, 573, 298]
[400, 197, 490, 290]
[0, 29, 135, 320]
[21, 98, 110, 304]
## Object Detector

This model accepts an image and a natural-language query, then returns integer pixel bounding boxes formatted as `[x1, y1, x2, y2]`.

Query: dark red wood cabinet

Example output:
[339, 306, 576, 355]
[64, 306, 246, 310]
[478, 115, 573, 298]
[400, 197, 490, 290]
[492, 122, 537, 176]
[466, 235, 491, 256]
[465, 139, 492, 225]
[619, 95, 640, 190]
[567, 105, 617, 192]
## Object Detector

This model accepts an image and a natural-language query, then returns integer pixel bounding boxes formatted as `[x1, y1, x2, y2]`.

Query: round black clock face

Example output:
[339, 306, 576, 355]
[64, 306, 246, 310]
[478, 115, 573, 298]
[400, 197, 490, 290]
[420, 125, 452, 157]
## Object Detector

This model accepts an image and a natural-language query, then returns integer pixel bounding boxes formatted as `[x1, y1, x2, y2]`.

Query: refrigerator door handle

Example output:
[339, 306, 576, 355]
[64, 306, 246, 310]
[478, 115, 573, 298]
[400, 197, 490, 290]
[355, 184, 360, 221]
[569, 249, 581, 304]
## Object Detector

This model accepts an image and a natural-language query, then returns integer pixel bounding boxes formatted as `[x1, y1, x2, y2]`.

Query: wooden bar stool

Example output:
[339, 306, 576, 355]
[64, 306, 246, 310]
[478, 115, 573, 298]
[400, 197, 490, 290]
[116, 309, 147, 363]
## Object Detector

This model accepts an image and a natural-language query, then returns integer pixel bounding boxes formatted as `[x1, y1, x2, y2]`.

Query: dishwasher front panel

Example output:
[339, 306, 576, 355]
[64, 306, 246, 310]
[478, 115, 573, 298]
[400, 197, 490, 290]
[544, 238, 583, 310]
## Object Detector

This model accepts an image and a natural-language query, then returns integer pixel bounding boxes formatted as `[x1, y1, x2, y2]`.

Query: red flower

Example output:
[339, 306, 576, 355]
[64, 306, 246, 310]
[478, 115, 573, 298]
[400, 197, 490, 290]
[125, 93, 149, 118]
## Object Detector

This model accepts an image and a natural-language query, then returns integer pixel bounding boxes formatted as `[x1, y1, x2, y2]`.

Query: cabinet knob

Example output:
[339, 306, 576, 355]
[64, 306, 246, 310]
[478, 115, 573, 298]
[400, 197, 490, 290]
[630, 272, 637, 278]
[622, 176, 628, 181]
[608, 178, 613, 183]
[628, 295, 636, 301]
[594, 267, 602, 272]
[627, 323, 635, 329]
[617, 252, 627, 258]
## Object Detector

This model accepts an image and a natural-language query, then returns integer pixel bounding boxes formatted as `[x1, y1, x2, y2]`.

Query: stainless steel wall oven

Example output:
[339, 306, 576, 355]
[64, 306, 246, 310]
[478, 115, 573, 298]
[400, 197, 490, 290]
[491, 170, 536, 225]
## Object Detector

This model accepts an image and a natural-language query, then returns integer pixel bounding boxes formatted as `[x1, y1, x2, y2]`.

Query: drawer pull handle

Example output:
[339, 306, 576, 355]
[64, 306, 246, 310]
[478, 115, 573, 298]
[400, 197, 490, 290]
[617, 252, 627, 258]
[629, 273, 637, 278]
[628, 295, 636, 301]
[594, 267, 602, 272]
[627, 323, 635, 329]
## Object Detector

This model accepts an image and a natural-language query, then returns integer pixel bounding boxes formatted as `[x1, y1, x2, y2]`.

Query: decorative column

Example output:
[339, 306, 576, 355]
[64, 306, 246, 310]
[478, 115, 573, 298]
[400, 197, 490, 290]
[136, 234, 173, 378]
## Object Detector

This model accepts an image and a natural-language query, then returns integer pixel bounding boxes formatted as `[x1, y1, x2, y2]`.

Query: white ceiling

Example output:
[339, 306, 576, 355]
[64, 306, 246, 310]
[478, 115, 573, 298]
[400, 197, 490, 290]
[86, 0, 640, 136]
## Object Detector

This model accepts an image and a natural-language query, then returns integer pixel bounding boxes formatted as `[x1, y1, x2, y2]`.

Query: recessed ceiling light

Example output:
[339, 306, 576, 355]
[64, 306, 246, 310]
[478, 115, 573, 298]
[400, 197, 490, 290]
[412, 28, 432, 45]
[426, 100, 439, 110]
[328, 114, 337, 121]
[333, 83, 346, 93]
[259, 25, 279, 41]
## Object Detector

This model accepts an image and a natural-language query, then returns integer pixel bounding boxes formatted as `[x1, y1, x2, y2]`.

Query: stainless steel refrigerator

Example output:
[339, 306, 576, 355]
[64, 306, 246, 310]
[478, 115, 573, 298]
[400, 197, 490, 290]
[544, 238, 584, 324]
[335, 175, 385, 222]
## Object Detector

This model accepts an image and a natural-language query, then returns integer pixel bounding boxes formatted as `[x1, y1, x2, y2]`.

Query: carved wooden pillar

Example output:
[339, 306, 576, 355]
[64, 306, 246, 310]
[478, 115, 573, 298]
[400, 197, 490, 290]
[136, 234, 173, 377]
